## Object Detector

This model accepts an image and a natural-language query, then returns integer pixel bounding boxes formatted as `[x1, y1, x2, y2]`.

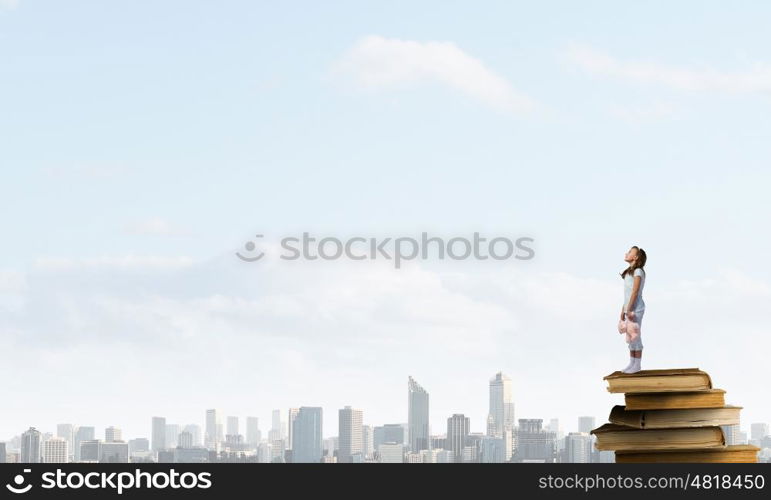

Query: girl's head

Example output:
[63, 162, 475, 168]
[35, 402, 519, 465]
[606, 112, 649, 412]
[621, 246, 647, 278]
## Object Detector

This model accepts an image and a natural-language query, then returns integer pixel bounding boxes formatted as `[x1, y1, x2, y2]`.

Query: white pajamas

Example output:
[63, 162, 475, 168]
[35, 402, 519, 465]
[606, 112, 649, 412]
[623, 268, 646, 350]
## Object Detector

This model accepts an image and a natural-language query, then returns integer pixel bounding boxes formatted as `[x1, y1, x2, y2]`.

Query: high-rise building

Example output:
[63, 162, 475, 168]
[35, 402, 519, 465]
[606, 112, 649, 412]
[165, 424, 180, 450]
[408, 376, 430, 452]
[0, 442, 6, 464]
[287, 408, 299, 449]
[565, 432, 591, 463]
[270, 409, 285, 443]
[751, 423, 769, 442]
[21, 427, 41, 463]
[183, 424, 202, 447]
[151, 417, 166, 452]
[105, 426, 122, 443]
[338, 406, 363, 463]
[257, 442, 273, 463]
[128, 438, 149, 454]
[246, 417, 261, 447]
[578, 417, 596, 434]
[226, 416, 239, 437]
[374, 424, 405, 451]
[292, 407, 323, 463]
[56, 424, 74, 461]
[178, 431, 194, 449]
[447, 414, 470, 463]
[205, 409, 221, 450]
[74, 426, 94, 462]
[488, 372, 515, 438]
[42, 437, 68, 463]
[99, 442, 129, 463]
[479, 435, 507, 463]
[514, 419, 557, 462]
[361, 425, 374, 459]
[79, 440, 100, 462]
[721, 424, 742, 445]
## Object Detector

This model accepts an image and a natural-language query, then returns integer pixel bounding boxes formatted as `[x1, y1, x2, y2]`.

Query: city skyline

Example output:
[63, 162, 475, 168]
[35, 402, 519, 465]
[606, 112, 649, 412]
[3, 373, 769, 464]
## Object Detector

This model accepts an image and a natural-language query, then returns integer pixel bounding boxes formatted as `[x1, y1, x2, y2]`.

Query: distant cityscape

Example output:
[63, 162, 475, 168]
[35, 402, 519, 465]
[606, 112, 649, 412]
[3, 373, 770, 464]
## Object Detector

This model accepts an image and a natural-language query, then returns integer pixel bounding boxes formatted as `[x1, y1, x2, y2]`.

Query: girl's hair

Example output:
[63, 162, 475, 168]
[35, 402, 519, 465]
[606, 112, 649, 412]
[621, 246, 647, 279]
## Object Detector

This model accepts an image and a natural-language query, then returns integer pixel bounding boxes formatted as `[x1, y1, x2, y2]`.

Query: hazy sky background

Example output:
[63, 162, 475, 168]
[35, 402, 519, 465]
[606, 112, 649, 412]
[2, 1, 770, 441]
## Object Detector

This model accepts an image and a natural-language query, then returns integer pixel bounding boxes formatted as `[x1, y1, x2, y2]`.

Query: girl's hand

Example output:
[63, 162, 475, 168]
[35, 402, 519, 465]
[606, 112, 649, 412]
[626, 310, 636, 321]
[620, 311, 626, 321]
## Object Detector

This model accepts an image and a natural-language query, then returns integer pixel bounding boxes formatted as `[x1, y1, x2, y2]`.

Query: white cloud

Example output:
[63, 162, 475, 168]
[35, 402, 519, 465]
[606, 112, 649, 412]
[33, 255, 197, 271]
[566, 42, 771, 93]
[329, 35, 536, 114]
[125, 217, 189, 236]
[0, 0, 19, 10]
[2, 255, 769, 441]
[609, 101, 680, 123]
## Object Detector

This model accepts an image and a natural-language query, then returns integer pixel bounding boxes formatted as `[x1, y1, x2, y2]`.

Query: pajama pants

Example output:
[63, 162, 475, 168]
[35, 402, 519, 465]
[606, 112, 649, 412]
[626, 309, 644, 350]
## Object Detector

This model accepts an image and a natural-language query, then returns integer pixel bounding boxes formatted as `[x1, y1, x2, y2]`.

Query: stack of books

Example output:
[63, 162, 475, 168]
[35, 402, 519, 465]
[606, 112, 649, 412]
[590, 368, 760, 463]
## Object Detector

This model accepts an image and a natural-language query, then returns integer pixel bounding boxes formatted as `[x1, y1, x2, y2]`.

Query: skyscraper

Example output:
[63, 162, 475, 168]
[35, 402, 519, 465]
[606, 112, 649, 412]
[151, 417, 166, 452]
[270, 409, 284, 443]
[183, 424, 202, 447]
[56, 424, 74, 461]
[178, 431, 194, 449]
[246, 417, 261, 447]
[514, 419, 557, 462]
[721, 424, 742, 445]
[226, 416, 239, 437]
[42, 437, 68, 463]
[338, 406, 363, 463]
[565, 432, 591, 463]
[361, 425, 374, 459]
[408, 376, 429, 452]
[292, 407, 323, 463]
[447, 414, 470, 463]
[79, 440, 100, 462]
[488, 372, 515, 438]
[751, 423, 769, 442]
[165, 424, 180, 450]
[287, 408, 299, 449]
[21, 427, 41, 463]
[99, 442, 129, 463]
[105, 426, 122, 443]
[577, 416, 596, 434]
[74, 426, 94, 462]
[205, 409, 221, 450]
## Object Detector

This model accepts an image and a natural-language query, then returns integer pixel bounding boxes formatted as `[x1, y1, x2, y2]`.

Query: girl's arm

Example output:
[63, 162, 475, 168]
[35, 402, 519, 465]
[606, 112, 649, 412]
[626, 276, 642, 314]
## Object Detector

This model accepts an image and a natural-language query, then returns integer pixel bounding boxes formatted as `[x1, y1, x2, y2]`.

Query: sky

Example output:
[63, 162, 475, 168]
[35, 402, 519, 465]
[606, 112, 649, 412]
[1, 1, 771, 442]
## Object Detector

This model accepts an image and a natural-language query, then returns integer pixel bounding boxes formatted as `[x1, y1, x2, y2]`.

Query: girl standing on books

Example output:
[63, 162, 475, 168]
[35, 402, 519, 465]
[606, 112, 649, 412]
[619, 246, 647, 373]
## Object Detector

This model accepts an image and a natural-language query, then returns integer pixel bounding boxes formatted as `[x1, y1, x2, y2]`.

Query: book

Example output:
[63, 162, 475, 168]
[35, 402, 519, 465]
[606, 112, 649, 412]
[608, 404, 741, 428]
[590, 423, 725, 451]
[604, 368, 713, 394]
[624, 389, 726, 410]
[615, 444, 760, 463]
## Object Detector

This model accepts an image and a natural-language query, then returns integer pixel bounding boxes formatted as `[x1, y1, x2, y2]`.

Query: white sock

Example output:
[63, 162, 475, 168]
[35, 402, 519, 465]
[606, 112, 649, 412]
[622, 356, 634, 370]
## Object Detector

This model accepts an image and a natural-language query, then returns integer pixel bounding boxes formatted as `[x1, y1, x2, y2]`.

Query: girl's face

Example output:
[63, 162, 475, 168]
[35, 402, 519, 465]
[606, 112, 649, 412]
[624, 247, 638, 264]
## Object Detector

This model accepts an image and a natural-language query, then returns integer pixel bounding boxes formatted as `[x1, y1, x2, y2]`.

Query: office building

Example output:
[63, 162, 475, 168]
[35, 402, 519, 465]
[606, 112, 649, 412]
[408, 376, 430, 452]
[338, 406, 363, 463]
[292, 407, 323, 463]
